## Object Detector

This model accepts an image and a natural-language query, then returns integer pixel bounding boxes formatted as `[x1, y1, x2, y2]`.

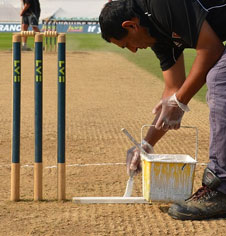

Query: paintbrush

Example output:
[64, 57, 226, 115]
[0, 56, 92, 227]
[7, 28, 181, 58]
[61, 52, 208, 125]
[121, 128, 147, 197]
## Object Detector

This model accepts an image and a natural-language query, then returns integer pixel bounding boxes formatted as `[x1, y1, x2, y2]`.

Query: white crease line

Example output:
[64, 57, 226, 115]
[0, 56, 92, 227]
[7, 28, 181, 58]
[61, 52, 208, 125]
[45, 163, 126, 169]
[197, 163, 207, 166]
[0, 162, 207, 169]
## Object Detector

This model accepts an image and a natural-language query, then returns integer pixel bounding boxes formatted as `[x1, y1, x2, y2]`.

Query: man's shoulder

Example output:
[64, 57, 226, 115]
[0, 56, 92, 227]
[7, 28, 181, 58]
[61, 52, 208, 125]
[28, 0, 40, 4]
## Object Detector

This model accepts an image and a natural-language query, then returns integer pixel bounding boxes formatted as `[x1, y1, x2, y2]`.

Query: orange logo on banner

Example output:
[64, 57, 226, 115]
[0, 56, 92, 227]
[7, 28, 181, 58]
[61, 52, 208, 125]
[68, 26, 83, 32]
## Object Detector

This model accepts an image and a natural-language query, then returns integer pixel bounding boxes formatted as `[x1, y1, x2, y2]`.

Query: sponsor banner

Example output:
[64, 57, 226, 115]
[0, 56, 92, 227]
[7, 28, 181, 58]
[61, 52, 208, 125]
[0, 23, 21, 32]
[0, 23, 101, 34]
[66, 25, 101, 34]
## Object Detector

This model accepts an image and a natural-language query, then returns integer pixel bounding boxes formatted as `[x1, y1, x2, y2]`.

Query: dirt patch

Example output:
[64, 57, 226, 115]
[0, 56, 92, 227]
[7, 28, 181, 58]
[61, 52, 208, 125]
[0, 50, 225, 236]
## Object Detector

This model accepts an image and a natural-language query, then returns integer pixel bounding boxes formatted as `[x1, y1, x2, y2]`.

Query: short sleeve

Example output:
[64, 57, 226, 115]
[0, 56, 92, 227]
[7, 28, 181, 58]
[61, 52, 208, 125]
[151, 42, 184, 71]
[24, 0, 31, 4]
[148, 0, 207, 48]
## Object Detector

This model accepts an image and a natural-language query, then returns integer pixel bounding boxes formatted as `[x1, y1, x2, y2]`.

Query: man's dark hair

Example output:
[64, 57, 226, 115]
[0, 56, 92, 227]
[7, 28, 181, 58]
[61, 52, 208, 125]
[99, 0, 136, 42]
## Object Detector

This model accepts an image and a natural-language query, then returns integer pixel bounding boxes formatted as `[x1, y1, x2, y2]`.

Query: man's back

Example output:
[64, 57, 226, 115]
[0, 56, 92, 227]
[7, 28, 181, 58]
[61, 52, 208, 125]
[23, 0, 41, 17]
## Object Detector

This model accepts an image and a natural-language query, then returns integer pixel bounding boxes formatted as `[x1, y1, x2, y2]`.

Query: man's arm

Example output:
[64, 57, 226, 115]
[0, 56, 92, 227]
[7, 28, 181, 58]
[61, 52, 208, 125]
[145, 53, 186, 145]
[176, 20, 224, 104]
[20, 2, 30, 16]
[127, 47, 186, 174]
[146, 20, 225, 145]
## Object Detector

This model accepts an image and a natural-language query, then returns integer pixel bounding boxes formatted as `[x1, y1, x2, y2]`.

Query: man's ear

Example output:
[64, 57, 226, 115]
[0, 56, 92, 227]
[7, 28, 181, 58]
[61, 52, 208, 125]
[122, 19, 139, 31]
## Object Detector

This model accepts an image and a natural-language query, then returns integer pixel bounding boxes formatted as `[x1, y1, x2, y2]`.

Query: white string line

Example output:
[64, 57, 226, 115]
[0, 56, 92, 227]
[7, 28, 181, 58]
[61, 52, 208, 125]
[0, 162, 126, 169]
[45, 163, 126, 169]
[0, 162, 207, 169]
[197, 163, 208, 166]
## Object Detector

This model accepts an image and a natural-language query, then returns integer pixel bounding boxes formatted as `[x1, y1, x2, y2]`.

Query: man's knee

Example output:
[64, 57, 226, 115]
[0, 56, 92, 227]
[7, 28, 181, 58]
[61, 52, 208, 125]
[32, 26, 40, 32]
[22, 24, 29, 31]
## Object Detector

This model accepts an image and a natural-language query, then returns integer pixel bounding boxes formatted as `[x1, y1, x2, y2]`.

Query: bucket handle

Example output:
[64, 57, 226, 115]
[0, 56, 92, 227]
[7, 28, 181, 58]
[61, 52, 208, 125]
[141, 125, 198, 161]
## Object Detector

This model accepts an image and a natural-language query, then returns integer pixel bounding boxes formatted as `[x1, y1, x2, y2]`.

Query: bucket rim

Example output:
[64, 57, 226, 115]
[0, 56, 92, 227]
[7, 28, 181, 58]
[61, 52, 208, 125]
[141, 153, 197, 164]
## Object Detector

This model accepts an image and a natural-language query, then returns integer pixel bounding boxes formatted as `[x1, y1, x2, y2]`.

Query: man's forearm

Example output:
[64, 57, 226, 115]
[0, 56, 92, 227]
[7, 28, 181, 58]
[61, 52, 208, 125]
[144, 79, 180, 146]
[176, 50, 220, 105]
[144, 114, 167, 146]
[175, 64, 207, 105]
[20, 3, 30, 16]
[176, 21, 225, 104]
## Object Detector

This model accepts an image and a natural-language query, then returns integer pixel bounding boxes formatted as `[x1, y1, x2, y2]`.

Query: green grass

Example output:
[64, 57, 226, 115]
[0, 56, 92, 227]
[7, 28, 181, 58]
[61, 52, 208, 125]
[0, 33, 12, 49]
[0, 33, 207, 102]
[0, 33, 34, 49]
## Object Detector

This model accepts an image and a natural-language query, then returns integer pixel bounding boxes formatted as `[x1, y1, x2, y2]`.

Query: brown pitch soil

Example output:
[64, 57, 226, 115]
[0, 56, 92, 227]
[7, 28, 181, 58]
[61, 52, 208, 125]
[0, 50, 226, 236]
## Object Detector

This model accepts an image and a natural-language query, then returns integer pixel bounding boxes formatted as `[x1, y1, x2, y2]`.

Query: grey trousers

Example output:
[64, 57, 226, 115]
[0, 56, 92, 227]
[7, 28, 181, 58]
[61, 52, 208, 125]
[206, 48, 226, 194]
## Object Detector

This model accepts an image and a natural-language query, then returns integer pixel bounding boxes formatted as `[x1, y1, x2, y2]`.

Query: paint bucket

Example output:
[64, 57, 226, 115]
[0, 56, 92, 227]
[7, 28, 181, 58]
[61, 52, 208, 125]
[141, 125, 198, 203]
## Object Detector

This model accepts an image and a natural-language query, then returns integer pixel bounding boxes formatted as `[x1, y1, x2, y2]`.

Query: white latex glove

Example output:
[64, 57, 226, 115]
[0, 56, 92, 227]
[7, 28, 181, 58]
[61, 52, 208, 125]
[152, 93, 190, 130]
[126, 140, 154, 176]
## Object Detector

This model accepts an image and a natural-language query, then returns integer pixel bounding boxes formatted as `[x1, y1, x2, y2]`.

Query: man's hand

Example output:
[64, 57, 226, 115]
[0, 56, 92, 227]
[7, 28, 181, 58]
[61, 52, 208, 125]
[126, 140, 154, 176]
[152, 93, 189, 130]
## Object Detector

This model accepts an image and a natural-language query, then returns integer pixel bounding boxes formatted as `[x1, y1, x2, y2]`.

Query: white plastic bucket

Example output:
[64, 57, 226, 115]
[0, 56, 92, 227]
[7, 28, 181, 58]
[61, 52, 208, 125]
[141, 125, 198, 203]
